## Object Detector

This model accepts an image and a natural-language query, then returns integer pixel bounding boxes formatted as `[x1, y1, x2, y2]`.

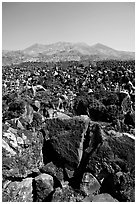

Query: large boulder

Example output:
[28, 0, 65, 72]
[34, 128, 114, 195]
[70, 122, 103, 188]
[87, 131, 135, 202]
[73, 94, 107, 122]
[2, 123, 43, 181]
[2, 177, 33, 202]
[100, 171, 135, 202]
[42, 116, 90, 170]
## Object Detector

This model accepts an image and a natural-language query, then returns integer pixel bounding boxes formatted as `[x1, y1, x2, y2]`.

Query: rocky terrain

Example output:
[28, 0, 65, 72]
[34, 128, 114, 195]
[2, 59, 135, 202]
[2, 42, 135, 66]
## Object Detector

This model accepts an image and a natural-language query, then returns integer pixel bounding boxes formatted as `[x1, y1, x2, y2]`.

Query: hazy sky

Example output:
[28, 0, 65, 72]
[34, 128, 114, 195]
[2, 2, 135, 51]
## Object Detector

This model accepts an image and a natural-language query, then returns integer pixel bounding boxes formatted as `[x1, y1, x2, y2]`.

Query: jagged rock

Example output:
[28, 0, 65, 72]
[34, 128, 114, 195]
[52, 185, 84, 202]
[2, 177, 33, 202]
[88, 129, 135, 173]
[22, 103, 34, 124]
[80, 172, 101, 196]
[2, 123, 43, 179]
[64, 166, 74, 179]
[87, 131, 135, 202]
[82, 194, 94, 202]
[42, 115, 90, 170]
[74, 94, 108, 121]
[92, 193, 118, 202]
[39, 162, 64, 184]
[34, 173, 54, 201]
[52, 187, 76, 202]
[100, 171, 135, 202]
[54, 111, 71, 119]
[70, 122, 103, 188]
[16, 118, 25, 130]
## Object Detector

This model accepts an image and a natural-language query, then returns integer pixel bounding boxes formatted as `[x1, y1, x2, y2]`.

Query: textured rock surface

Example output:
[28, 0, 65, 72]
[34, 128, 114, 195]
[100, 171, 135, 202]
[70, 122, 103, 188]
[22, 103, 34, 124]
[92, 193, 118, 202]
[2, 123, 43, 179]
[2, 177, 33, 202]
[51, 185, 84, 202]
[34, 173, 54, 201]
[39, 162, 64, 184]
[87, 131, 135, 202]
[2, 115, 135, 202]
[42, 116, 90, 169]
[2, 57, 135, 202]
[80, 172, 101, 196]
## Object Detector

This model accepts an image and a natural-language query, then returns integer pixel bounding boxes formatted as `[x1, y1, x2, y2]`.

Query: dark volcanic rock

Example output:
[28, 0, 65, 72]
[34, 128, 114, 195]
[70, 122, 103, 188]
[34, 173, 54, 202]
[42, 116, 90, 170]
[39, 162, 64, 185]
[124, 111, 135, 127]
[87, 133, 135, 201]
[87, 133, 135, 175]
[100, 171, 135, 202]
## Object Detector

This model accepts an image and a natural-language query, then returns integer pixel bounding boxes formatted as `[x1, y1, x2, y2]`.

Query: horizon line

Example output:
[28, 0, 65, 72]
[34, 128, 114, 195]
[2, 41, 135, 53]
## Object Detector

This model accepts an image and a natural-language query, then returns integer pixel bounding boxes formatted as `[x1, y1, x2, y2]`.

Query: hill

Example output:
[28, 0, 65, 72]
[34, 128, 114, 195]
[2, 42, 135, 66]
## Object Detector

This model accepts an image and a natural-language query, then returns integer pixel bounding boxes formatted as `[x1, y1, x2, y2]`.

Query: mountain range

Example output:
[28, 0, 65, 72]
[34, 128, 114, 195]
[2, 42, 135, 66]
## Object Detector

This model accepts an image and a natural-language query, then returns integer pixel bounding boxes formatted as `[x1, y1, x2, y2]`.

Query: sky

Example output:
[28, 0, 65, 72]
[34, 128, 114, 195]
[2, 2, 135, 51]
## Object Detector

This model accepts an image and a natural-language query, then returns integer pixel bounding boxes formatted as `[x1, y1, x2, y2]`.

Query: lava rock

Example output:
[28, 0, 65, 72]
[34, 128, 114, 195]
[70, 122, 103, 188]
[40, 162, 64, 184]
[22, 103, 34, 124]
[64, 166, 74, 179]
[52, 185, 84, 202]
[34, 173, 54, 202]
[2, 177, 33, 202]
[2, 124, 43, 179]
[42, 116, 90, 170]
[80, 172, 101, 196]
[92, 193, 118, 202]
[87, 132, 135, 202]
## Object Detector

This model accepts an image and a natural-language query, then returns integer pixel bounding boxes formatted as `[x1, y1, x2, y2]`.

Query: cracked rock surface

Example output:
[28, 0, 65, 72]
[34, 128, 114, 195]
[2, 114, 135, 202]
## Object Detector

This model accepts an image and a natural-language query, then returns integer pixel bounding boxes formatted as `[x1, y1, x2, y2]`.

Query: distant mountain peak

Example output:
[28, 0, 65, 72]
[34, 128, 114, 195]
[74, 42, 89, 46]
[91, 43, 116, 50]
[93, 43, 104, 46]
[2, 41, 135, 66]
